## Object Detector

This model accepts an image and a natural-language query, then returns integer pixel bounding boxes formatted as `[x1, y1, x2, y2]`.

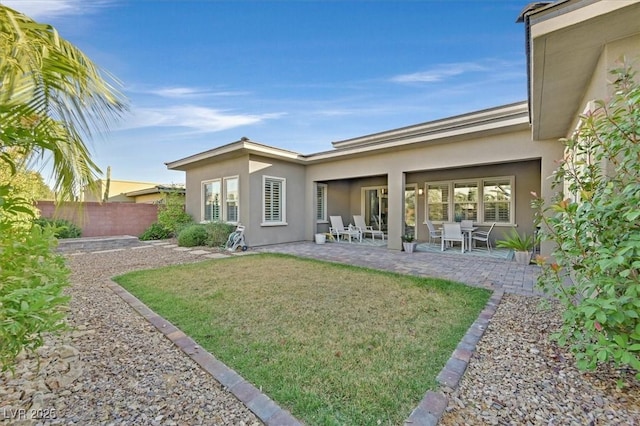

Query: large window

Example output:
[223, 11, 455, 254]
[425, 176, 514, 225]
[203, 179, 221, 222]
[316, 183, 327, 222]
[202, 177, 239, 223]
[483, 179, 512, 223]
[224, 177, 239, 223]
[263, 176, 286, 225]
[426, 183, 449, 222]
[453, 181, 478, 222]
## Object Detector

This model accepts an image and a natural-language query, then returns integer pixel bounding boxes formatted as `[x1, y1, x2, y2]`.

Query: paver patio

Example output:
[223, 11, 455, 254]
[256, 241, 541, 296]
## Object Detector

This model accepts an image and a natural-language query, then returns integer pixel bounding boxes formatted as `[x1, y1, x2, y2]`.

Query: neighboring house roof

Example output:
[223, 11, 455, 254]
[521, 0, 640, 140]
[167, 102, 530, 170]
[124, 185, 186, 197]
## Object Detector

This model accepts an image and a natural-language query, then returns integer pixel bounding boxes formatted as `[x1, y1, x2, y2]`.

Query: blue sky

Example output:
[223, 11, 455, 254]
[8, 0, 529, 185]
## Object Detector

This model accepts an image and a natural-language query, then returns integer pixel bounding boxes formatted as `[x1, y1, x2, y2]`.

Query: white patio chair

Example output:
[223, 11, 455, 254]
[441, 223, 465, 253]
[329, 215, 361, 243]
[353, 215, 385, 241]
[425, 219, 441, 245]
[471, 222, 496, 252]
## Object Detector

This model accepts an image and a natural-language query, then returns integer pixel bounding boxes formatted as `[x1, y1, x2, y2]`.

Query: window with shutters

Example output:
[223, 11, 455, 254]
[316, 183, 327, 222]
[202, 179, 221, 222]
[483, 178, 512, 223]
[425, 176, 514, 225]
[426, 183, 449, 222]
[224, 176, 239, 223]
[262, 176, 286, 225]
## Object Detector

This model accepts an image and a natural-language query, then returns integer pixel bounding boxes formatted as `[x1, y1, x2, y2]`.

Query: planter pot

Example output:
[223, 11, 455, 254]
[514, 251, 531, 265]
[403, 242, 417, 253]
[315, 233, 326, 244]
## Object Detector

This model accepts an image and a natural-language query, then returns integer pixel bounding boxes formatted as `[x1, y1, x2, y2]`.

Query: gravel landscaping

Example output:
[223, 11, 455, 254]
[1, 242, 638, 425]
[1, 245, 260, 425]
[440, 295, 640, 425]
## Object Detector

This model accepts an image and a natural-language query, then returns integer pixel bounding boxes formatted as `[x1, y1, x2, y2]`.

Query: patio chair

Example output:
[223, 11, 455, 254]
[471, 222, 496, 252]
[353, 215, 385, 241]
[425, 219, 441, 245]
[329, 215, 362, 243]
[441, 223, 465, 253]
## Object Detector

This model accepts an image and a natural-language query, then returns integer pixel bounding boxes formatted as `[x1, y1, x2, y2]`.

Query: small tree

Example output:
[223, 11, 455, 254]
[157, 192, 192, 236]
[532, 62, 640, 379]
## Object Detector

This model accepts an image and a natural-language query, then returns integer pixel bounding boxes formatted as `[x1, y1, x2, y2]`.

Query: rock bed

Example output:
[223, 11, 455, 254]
[1, 246, 260, 425]
[2, 244, 639, 425]
[440, 294, 640, 425]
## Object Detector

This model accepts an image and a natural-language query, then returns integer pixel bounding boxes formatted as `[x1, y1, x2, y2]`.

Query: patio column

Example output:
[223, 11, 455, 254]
[386, 170, 405, 250]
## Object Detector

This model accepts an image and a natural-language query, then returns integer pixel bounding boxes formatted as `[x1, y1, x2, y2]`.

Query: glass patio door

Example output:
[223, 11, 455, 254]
[363, 188, 388, 231]
[404, 186, 417, 239]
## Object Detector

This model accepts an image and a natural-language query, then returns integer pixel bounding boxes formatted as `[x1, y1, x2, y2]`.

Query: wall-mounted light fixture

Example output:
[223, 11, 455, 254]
[418, 188, 424, 196]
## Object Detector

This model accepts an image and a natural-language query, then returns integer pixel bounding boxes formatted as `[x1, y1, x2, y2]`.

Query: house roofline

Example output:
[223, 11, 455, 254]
[165, 137, 304, 170]
[330, 101, 529, 150]
[166, 102, 530, 170]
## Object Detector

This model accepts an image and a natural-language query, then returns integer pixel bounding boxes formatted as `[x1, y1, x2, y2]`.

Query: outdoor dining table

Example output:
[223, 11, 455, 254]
[461, 226, 477, 252]
[439, 224, 478, 252]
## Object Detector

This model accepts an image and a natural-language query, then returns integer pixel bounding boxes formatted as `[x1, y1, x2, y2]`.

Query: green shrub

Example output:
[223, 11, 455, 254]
[139, 223, 171, 241]
[34, 217, 82, 239]
[203, 221, 235, 247]
[177, 224, 208, 247]
[1, 192, 70, 371]
[157, 193, 192, 236]
[532, 63, 640, 379]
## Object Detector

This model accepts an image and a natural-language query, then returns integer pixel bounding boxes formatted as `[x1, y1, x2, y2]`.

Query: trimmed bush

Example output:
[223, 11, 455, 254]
[34, 217, 82, 239]
[203, 222, 236, 247]
[177, 224, 208, 247]
[139, 223, 171, 241]
[157, 193, 192, 236]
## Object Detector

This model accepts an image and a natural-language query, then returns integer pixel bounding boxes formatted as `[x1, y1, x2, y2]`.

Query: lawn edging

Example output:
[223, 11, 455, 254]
[405, 289, 504, 425]
[106, 279, 302, 426]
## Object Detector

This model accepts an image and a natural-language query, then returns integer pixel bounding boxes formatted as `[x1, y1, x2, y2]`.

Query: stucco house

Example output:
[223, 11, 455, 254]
[166, 0, 640, 254]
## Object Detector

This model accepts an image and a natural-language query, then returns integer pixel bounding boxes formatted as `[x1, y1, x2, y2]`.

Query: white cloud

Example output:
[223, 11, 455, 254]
[117, 105, 285, 133]
[391, 62, 490, 83]
[2, 0, 113, 19]
[146, 87, 251, 99]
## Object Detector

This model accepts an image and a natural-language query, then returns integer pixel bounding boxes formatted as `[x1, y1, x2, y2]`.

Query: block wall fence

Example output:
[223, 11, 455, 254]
[36, 201, 158, 238]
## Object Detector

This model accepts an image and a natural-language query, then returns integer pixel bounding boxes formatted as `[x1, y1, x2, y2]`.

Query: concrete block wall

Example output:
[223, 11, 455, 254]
[36, 201, 158, 237]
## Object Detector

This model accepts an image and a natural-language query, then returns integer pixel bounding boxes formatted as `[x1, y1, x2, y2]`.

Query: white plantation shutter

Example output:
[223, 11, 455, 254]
[316, 183, 327, 221]
[263, 176, 285, 223]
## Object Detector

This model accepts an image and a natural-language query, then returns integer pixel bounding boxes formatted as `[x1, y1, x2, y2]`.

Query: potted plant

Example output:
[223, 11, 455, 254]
[496, 228, 534, 265]
[401, 234, 417, 253]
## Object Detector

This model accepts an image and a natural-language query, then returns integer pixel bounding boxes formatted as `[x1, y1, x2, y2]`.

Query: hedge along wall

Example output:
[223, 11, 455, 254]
[36, 201, 158, 238]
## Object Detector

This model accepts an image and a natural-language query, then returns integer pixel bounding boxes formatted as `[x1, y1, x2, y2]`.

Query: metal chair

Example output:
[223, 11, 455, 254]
[472, 222, 496, 252]
[441, 223, 465, 253]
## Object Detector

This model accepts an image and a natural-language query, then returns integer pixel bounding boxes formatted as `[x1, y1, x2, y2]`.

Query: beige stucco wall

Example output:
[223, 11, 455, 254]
[248, 155, 306, 246]
[133, 193, 165, 204]
[183, 156, 250, 224]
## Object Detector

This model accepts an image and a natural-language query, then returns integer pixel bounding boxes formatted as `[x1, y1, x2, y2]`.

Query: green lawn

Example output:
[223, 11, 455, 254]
[114, 253, 490, 425]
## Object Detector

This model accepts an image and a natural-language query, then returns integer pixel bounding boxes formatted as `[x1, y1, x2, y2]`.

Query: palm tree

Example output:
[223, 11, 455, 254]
[0, 4, 127, 200]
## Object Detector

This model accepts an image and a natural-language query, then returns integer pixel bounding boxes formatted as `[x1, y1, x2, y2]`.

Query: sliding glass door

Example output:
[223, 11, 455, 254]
[363, 187, 388, 231]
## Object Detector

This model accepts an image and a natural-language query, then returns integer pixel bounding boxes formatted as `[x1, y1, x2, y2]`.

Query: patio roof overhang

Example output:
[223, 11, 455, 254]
[525, 0, 640, 141]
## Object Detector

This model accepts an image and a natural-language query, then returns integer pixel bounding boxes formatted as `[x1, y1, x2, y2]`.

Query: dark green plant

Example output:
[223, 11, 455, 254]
[157, 193, 192, 236]
[177, 224, 208, 247]
[401, 234, 415, 243]
[496, 228, 533, 252]
[34, 217, 82, 239]
[0, 193, 70, 371]
[204, 221, 236, 247]
[532, 63, 640, 379]
[139, 223, 171, 241]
